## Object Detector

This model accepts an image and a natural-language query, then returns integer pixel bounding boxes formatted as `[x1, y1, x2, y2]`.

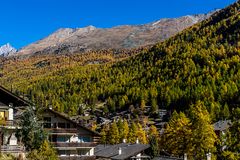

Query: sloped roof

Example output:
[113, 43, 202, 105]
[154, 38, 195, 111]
[45, 108, 100, 136]
[0, 86, 31, 107]
[152, 157, 183, 160]
[95, 143, 150, 160]
[95, 143, 129, 158]
[214, 120, 231, 131]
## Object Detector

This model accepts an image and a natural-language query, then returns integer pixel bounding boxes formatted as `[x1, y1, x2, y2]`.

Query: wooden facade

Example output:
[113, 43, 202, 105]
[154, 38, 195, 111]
[42, 108, 101, 159]
[0, 86, 29, 155]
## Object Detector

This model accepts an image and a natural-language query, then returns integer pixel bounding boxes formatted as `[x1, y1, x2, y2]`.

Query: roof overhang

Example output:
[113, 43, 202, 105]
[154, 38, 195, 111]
[0, 86, 31, 107]
[44, 108, 101, 137]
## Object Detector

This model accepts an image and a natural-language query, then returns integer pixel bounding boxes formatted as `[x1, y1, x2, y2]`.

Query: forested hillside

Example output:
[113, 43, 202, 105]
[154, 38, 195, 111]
[1, 1, 240, 120]
[0, 47, 146, 93]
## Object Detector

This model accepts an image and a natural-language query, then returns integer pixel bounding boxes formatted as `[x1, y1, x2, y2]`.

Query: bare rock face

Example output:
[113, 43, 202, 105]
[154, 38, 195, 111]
[16, 13, 213, 56]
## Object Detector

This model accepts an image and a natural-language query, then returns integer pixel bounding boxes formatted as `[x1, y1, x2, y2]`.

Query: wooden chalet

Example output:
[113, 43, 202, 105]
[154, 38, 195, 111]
[42, 108, 101, 160]
[0, 86, 30, 155]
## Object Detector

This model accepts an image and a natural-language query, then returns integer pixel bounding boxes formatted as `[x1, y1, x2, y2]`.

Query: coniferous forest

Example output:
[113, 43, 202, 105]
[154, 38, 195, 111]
[1, 1, 238, 118]
[0, 0, 240, 159]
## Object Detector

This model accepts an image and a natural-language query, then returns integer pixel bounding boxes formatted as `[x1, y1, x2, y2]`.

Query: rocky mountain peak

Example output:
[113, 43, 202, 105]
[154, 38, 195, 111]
[0, 43, 17, 57]
[16, 12, 214, 56]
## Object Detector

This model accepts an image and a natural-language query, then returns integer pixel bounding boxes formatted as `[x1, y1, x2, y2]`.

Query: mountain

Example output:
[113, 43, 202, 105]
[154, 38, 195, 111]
[0, 43, 17, 57]
[16, 13, 213, 56]
[25, 1, 240, 114]
[1, 0, 239, 118]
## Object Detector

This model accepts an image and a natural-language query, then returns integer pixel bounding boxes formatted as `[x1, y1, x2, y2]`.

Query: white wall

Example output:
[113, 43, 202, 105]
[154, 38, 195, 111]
[89, 148, 94, 156]
[8, 108, 13, 121]
[9, 133, 17, 145]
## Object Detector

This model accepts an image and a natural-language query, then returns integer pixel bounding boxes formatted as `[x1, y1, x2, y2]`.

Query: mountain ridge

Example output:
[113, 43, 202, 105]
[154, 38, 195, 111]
[15, 12, 214, 56]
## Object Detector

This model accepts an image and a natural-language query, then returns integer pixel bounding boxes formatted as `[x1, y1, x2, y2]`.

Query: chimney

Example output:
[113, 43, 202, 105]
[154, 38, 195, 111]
[118, 147, 122, 155]
[184, 153, 187, 160]
[206, 153, 211, 160]
[123, 139, 126, 143]
[136, 138, 139, 144]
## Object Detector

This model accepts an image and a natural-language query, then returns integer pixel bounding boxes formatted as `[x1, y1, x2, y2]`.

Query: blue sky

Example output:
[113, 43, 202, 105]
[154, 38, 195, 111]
[0, 0, 236, 49]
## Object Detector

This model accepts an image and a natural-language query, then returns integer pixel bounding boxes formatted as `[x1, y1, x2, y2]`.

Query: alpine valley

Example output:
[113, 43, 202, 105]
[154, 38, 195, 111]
[0, 0, 238, 117]
[0, 0, 239, 159]
[1, 1, 239, 116]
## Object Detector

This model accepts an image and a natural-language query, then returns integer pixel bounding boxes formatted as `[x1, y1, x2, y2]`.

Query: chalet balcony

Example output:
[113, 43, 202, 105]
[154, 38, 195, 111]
[45, 128, 78, 134]
[0, 120, 16, 128]
[58, 156, 96, 160]
[1, 145, 25, 153]
[51, 142, 96, 148]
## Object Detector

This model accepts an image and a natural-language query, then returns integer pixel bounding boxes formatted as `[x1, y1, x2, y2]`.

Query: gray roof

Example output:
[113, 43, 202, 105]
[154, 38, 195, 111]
[95, 143, 150, 160]
[213, 120, 231, 131]
[152, 157, 183, 160]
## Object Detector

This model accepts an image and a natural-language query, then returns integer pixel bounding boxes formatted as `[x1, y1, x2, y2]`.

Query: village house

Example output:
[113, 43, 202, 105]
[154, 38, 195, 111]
[0, 85, 102, 159]
[213, 120, 231, 136]
[0, 86, 29, 155]
[42, 108, 101, 160]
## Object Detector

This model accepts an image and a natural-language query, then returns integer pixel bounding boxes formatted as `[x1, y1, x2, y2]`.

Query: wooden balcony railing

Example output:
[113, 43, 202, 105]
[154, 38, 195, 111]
[0, 120, 16, 127]
[51, 142, 96, 148]
[1, 145, 25, 153]
[45, 128, 78, 134]
[58, 156, 96, 160]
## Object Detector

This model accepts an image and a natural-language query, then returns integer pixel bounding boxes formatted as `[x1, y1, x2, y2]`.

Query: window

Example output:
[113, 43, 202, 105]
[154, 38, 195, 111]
[58, 123, 65, 128]
[44, 117, 51, 122]
[66, 123, 70, 128]
[77, 149, 89, 156]
[57, 136, 65, 142]
[0, 112, 5, 120]
[57, 135, 70, 142]
[52, 135, 57, 142]
[58, 150, 71, 156]
[43, 117, 51, 128]
[79, 136, 91, 142]
[58, 150, 66, 156]
[44, 123, 51, 128]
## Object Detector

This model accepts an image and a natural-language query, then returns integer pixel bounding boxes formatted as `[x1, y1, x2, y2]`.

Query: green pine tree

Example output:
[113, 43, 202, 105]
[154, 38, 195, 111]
[189, 101, 217, 159]
[128, 122, 138, 143]
[108, 121, 120, 144]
